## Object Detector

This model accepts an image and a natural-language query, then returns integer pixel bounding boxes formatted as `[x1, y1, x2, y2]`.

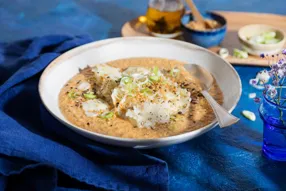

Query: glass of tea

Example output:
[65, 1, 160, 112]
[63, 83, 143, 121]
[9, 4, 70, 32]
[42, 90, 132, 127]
[146, 0, 185, 38]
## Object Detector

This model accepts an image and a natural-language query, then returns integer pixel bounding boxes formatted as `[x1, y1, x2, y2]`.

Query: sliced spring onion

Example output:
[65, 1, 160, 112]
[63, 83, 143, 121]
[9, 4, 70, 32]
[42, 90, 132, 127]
[84, 92, 96, 99]
[135, 75, 149, 85]
[168, 115, 184, 130]
[248, 93, 256, 99]
[219, 48, 229, 58]
[263, 31, 276, 39]
[170, 115, 184, 122]
[121, 76, 132, 84]
[265, 38, 280, 44]
[161, 80, 168, 85]
[126, 83, 137, 95]
[233, 48, 248, 59]
[152, 66, 159, 75]
[100, 112, 114, 119]
[249, 35, 264, 44]
[140, 88, 153, 95]
[170, 67, 180, 77]
[149, 75, 160, 82]
[241, 110, 256, 121]
[148, 66, 160, 82]
[170, 115, 176, 121]
[248, 31, 280, 45]
[68, 91, 78, 99]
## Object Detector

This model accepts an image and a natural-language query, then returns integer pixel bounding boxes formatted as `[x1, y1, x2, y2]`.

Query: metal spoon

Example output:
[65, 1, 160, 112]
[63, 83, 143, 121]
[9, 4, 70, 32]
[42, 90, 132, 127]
[184, 64, 239, 128]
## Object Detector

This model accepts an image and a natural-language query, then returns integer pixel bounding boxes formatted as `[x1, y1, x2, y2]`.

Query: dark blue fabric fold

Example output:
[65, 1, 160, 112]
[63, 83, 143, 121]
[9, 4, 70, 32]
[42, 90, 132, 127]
[0, 35, 169, 191]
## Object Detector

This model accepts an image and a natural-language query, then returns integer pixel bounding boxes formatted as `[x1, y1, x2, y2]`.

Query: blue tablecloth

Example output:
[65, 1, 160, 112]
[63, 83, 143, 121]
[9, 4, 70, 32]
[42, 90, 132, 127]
[0, 0, 286, 190]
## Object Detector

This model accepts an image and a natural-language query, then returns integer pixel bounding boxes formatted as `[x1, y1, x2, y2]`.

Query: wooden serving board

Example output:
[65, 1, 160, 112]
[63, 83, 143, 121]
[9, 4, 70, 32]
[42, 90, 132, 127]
[121, 11, 286, 67]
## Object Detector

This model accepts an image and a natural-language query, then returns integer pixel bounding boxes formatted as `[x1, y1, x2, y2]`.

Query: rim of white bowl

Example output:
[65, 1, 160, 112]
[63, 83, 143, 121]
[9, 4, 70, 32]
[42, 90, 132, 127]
[39, 36, 242, 144]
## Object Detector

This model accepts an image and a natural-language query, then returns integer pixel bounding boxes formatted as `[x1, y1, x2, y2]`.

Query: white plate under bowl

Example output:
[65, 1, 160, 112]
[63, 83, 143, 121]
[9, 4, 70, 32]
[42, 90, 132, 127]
[39, 37, 241, 149]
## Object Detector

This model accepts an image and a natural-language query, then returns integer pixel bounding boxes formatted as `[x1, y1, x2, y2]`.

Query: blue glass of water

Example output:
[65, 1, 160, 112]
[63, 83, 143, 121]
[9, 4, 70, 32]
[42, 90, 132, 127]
[260, 95, 286, 161]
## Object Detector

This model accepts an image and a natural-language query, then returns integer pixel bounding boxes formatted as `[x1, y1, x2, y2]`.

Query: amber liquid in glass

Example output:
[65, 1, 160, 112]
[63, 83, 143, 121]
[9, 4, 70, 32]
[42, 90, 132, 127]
[146, 6, 184, 36]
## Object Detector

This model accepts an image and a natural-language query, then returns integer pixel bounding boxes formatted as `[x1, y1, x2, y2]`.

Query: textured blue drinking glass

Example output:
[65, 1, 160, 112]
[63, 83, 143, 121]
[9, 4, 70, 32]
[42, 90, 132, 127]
[259, 95, 286, 161]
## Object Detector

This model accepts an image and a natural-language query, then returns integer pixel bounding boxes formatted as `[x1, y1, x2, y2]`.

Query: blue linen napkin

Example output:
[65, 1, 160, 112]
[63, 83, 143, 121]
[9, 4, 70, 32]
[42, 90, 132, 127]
[0, 35, 169, 191]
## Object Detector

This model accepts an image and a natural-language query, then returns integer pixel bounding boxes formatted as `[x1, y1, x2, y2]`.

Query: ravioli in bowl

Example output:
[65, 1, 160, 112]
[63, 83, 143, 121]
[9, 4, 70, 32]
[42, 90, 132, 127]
[59, 58, 223, 139]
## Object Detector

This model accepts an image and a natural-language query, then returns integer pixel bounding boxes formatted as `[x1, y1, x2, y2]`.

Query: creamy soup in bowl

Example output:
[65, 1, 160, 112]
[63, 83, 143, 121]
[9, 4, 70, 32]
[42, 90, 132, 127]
[39, 37, 241, 148]
[59, 58, 223, 139]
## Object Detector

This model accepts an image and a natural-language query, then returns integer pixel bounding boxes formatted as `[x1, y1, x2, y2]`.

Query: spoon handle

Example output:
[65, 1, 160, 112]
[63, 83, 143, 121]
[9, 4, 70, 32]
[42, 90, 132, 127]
[185, 0, 205, 23]
[201, 90, 239, 128]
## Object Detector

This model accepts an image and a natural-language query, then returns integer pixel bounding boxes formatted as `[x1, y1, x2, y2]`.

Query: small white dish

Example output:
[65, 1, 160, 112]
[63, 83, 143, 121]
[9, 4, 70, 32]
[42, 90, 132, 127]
[238, 24, 286, 56]
[39, 37, 241, 148]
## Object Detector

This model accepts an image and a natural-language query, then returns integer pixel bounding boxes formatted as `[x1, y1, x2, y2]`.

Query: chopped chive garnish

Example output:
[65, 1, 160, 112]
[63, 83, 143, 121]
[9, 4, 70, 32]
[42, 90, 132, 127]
[140, 88, 153, 95]
[84, 93, 96, 99]
[100, 112, 114, 119]
[68, 91, 78, 99]
[170, 67, 180, 77]
[152, 66, 159, 75]
[121, 76, 132, 84]
[149, 75, 159, 82]
[170, 115, 176, 121]
[126, 83, 136, 94]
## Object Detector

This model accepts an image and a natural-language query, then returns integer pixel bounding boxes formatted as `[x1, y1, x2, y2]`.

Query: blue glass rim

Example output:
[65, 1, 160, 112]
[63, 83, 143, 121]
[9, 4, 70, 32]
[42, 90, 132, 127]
[263, 93, 286, 109]
[181, 11, 227, 34]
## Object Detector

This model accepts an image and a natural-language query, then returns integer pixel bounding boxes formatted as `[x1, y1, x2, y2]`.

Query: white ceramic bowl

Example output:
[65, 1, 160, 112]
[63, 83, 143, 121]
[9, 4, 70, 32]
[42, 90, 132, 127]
[39, 37, 241, 149]
[238, 24, 286, 56]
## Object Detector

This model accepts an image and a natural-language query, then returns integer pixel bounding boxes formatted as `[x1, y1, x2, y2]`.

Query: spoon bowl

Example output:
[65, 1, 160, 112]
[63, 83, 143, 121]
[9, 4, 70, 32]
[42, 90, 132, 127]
[184, 64, 239, 127]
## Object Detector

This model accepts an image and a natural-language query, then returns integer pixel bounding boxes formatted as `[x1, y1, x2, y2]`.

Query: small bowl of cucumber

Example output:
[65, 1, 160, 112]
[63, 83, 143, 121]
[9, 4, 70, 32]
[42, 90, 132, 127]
[238, 24, 286, 56]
